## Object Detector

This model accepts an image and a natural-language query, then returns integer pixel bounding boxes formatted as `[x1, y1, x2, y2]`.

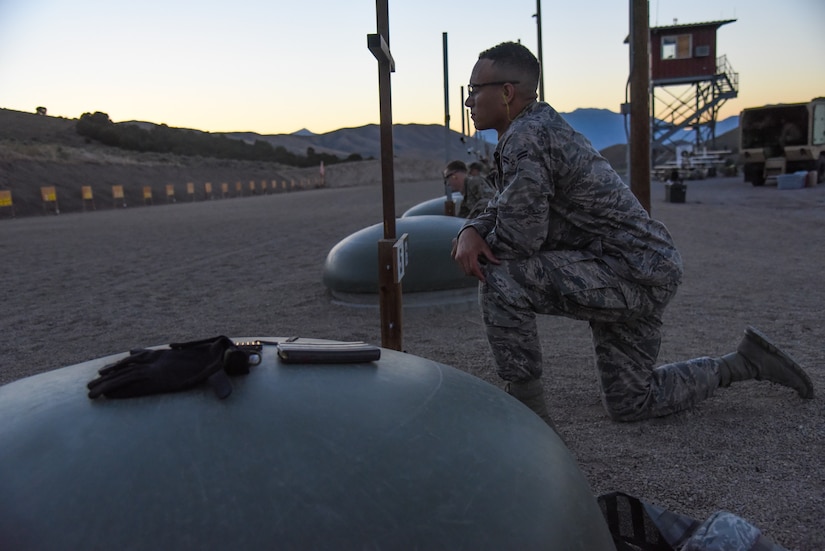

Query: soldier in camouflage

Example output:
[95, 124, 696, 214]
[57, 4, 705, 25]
[452, 41, 813, 428]
[443, 160, 496, 219]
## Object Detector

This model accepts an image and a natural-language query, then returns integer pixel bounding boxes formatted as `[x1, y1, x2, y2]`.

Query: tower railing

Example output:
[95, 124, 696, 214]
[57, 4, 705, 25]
[651, 55, 739, 161]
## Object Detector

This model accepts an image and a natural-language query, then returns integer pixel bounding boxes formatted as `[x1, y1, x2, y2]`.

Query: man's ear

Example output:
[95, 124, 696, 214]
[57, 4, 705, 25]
[501, 83, 515, 103]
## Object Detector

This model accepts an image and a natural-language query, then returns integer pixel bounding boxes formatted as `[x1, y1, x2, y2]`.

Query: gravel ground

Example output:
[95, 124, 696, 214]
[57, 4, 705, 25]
[1, 174, 823, 549]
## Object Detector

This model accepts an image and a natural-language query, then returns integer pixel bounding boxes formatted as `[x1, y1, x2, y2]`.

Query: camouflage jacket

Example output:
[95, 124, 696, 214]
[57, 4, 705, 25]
[462, 101, 683, 287]
[459, 174, 496, 219]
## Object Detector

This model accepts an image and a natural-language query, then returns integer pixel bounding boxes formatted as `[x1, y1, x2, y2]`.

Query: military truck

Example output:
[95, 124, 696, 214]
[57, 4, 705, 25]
[739, 97, 825, 186]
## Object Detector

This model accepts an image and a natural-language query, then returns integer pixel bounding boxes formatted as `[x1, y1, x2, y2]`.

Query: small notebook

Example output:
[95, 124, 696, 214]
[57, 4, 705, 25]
[276, 341, 381, 364]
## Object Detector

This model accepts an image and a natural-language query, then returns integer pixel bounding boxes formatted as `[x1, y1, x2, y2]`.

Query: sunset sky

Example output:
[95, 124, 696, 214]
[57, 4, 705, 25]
[1, 0, 823, 136]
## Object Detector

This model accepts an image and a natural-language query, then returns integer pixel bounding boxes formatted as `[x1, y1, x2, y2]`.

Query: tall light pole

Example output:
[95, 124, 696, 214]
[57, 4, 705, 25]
[533, 1, 545, 101]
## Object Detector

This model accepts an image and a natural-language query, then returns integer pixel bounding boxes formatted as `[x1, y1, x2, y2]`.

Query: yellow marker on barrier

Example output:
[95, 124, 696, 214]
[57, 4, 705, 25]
[41, 186, 56, 202]
[0, 190, 13, 217]
[112, 185, 125, 208]
[0, 189, 11, 211]
[39, 186, 59, 214]
[81, 185, 96, 211]
[166, 184, 175, 203]
[186, 182, 195, 201]
[204, 182, 212, 199]
[221, 183, 229, 198]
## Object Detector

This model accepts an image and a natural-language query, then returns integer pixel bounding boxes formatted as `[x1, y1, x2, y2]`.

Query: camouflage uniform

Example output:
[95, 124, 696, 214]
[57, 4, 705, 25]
[598, 491, 788, 550]
[458, 174, 496, 219]
[461, 101, 722, 422]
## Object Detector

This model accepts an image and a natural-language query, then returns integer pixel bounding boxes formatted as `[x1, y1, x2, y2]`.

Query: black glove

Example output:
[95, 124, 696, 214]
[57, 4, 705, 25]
[87, 336, 251, 400]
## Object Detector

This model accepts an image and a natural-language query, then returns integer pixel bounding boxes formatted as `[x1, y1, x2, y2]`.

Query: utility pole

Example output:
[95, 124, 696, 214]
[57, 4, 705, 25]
[443, 32, 450, 163]
[443, 32, 455, 216]
[533, 0, 545, 101]
[629, 0, 651, 213]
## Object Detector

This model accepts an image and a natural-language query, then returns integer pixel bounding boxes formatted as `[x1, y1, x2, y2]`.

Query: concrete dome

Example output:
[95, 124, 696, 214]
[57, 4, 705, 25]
[0, 338, 615, 550]
[322, 215, 476, 295]
[402, 193, 463, 217]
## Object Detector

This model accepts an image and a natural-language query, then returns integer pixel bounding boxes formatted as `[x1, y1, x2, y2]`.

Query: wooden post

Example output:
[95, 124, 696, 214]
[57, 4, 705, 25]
[368, 0, 404, 351]
[629, 0, 651, 214]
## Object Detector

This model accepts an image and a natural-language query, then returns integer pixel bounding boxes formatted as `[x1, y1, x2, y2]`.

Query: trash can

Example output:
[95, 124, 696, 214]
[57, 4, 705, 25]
[665, 182, 686, 203]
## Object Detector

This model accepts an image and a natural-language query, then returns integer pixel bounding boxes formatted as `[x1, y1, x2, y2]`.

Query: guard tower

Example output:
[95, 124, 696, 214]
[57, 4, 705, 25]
[649, 19, 738, 163]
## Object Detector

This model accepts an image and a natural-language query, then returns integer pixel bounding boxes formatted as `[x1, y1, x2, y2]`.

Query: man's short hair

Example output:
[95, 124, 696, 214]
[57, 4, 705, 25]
[468, 161, 485, 173]
[445, 160, 467, 174]
[478, 42, 540, 92]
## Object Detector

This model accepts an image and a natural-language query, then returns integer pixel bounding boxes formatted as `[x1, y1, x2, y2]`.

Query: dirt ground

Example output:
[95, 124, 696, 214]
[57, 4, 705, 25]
[1, 174, 823, 549]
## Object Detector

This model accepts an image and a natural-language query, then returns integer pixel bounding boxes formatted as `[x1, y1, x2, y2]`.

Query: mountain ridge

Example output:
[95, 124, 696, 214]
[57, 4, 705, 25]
[222, 107, 739, 162]
[1, 106, 739, 168]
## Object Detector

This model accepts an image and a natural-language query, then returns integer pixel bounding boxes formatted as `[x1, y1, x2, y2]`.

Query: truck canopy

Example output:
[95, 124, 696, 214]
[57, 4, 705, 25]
[741, 104, 808, 152]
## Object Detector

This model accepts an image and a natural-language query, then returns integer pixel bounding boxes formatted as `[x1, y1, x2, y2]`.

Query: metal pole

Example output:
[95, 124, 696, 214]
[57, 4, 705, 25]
[534, 0, 545, 102]
[629, 0, 651, 213]
[460, 85, 466, 137]
[443, 32, 450, 162]
[443, 32, 455, 216]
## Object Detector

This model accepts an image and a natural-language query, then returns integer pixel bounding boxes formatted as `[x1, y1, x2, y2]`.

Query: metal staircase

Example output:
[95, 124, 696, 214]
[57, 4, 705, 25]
[651, 55, 739, 163]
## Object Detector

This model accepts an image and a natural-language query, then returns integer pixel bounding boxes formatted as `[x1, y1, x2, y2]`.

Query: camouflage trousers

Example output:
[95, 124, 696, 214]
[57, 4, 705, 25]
[480, 250, 722, 422]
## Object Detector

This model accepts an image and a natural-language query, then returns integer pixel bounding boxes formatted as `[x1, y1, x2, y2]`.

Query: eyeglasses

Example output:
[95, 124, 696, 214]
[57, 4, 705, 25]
[467, 81, 520, 98]
[443, 172, 457, 180]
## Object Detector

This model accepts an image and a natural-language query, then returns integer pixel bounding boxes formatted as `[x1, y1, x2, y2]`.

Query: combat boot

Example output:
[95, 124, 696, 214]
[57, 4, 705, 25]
[718, 326, 814, 398]
[505, 379, 562, 435]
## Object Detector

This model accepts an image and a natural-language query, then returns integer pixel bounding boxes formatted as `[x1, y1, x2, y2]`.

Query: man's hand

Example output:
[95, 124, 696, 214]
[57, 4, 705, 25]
[451, 227, 500, 282]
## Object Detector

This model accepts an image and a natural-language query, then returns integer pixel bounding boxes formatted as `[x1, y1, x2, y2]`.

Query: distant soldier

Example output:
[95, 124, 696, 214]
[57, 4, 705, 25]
[443, 160, 495, 219]
[452, 41, 813, 431]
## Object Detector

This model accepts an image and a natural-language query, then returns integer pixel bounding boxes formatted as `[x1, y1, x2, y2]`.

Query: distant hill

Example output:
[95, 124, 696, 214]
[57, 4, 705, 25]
[562, 108, 628, 151]
[0, 108, 446, 218]
[0, 105, 740, 169]
[477, 108, 738, 152]
[226, 123, 486, 164]
[0, 106, 744, 218]
[560, 108, 739, 152]
[253, 108, 738, 162]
